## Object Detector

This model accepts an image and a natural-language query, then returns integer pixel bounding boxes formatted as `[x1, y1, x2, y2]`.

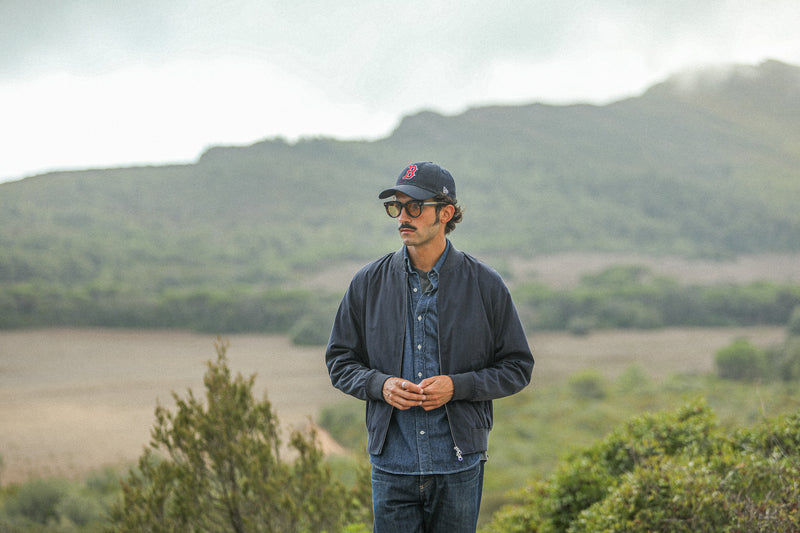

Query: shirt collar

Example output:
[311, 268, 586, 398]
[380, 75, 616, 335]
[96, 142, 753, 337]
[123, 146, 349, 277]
[403, 239, 451, 275]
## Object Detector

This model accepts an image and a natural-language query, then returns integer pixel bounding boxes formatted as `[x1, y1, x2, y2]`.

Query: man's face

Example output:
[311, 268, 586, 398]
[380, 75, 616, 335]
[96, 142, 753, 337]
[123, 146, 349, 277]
[393, 192, 444, 248]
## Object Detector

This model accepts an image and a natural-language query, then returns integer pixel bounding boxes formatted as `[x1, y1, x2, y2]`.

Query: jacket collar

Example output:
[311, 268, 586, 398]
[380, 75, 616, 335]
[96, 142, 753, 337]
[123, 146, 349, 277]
[390, 239, 463, 274]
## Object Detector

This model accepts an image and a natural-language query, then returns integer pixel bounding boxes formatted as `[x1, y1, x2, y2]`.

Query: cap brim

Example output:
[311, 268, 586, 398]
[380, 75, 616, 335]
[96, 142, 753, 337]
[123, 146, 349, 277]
[378, 184, 435, 200]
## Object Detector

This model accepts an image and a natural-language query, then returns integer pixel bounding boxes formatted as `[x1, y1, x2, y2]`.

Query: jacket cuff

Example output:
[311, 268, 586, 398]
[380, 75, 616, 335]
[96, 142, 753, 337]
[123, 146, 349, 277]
[367, 371, 392, 401]
[450, 373, 474, 401]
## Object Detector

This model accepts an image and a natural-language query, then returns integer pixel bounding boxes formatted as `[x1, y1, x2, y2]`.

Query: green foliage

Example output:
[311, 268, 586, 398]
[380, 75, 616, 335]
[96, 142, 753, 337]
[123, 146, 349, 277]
[317, 397, 367, 452]
[108, 339, 370, 532]
[0, 283, 330, 342]
[714, 337, 768, 381]
[514, 271, 800, 333]
[0, 469, 119, 532]
[547, 401, 719, 531]
[567, 370, 608, 400]
[483, 401, 800, 532]
[3, 479, 70, 526]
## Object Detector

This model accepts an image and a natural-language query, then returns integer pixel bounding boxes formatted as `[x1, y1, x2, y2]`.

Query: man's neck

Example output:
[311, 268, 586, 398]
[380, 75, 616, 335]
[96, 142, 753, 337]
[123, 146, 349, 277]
[406, 238, 447, 272]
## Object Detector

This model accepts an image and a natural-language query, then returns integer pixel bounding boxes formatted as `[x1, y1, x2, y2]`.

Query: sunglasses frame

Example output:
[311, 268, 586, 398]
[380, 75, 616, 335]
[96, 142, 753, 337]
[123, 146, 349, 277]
[384, 200, 446, 218]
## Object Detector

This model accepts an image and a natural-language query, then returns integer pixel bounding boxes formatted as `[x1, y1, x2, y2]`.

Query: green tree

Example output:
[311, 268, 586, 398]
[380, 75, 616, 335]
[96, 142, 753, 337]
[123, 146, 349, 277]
[108, 339, 370, 532]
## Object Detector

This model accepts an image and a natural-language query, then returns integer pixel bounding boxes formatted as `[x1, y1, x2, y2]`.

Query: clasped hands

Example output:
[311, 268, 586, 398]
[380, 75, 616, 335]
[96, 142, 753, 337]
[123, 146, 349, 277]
[382, 376, 453, 411]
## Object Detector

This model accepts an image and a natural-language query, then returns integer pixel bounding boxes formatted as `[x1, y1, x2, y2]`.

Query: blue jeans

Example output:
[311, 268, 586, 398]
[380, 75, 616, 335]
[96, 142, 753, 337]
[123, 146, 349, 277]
[371, 462, 484, 533]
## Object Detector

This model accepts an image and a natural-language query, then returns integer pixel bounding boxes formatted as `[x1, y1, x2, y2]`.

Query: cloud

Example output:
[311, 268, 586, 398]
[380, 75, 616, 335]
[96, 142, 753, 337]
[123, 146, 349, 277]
[1, 0, 799, 181]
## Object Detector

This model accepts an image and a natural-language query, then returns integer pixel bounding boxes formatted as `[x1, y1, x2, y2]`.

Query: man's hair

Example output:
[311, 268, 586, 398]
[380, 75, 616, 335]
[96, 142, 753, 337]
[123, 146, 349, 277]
[433, 194, 463, 234]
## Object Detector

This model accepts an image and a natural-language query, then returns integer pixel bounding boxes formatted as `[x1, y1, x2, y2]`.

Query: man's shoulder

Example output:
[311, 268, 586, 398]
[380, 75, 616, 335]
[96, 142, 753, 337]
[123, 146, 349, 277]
[447, 247, 505, 283]
[351, 249, 403, 281]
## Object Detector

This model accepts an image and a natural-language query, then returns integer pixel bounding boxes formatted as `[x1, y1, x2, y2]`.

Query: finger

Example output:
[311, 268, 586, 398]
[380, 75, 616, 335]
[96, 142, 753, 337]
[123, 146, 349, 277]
[401, 381, 424, 394]
[391, 378, 424, 398]
[397, 390, 426, 406]
[417, 377, 435, 389]
[420, 396, 446, 411]
[417, 376, 452, 395]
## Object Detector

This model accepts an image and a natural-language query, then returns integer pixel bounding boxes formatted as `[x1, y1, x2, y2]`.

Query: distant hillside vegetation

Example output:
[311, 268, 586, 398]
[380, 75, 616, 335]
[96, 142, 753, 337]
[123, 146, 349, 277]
[0, 59, 798, 328]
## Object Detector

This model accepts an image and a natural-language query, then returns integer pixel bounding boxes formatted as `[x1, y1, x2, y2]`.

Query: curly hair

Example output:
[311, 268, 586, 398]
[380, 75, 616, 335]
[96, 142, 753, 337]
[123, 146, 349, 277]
[433, 194, 463, 235]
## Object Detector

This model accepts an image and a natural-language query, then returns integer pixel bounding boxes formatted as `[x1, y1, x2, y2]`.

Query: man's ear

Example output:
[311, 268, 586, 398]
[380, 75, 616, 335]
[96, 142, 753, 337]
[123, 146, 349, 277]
[439, 204, 455, 224]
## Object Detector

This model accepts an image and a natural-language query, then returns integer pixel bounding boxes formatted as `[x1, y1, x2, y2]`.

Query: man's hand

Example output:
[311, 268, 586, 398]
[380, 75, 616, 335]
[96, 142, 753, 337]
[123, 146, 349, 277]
[417, 375, 454, 411]
[382, 378, 425, 410]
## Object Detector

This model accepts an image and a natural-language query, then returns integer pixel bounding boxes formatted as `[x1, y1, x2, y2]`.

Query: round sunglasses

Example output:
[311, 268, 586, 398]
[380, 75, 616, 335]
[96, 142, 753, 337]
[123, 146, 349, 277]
[383, 200, 447, 218]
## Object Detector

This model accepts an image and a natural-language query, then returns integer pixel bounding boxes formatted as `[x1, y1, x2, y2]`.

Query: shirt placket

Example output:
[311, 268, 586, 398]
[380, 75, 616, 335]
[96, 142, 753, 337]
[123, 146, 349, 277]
[411, 277, 434, 472]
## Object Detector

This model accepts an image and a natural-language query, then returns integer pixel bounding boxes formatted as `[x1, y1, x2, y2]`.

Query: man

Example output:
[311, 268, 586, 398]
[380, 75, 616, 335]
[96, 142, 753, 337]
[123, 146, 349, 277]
[325, 162, 534, 532]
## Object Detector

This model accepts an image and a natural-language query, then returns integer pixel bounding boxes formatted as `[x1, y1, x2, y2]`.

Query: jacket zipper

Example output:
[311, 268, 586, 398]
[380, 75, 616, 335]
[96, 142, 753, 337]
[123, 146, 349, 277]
[438, 288, 463, 462]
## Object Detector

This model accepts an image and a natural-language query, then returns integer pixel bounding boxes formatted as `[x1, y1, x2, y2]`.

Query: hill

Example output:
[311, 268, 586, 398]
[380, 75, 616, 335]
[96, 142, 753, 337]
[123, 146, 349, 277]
[0, 59, 799, 328]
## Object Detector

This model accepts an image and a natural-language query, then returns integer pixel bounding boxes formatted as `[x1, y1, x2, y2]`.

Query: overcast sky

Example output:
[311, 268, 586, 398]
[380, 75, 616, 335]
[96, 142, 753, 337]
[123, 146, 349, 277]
[1, 0, 799, 183]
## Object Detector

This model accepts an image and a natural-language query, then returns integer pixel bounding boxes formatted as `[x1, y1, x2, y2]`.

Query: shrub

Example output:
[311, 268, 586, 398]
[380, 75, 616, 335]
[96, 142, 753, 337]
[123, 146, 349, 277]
[571, 457, 735, 532]
[3, 478, 70, 525]
[568, 370, 607, 400]
[483, 400, 719, 532]
[714, 337, 767, 381]
[482, 401, 800, 533]
[56, 489, 105, 527]
[108, 339, 370, 532]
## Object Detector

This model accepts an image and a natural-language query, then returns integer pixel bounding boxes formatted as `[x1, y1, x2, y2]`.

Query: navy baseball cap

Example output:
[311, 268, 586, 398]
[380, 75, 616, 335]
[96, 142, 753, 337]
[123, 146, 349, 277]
[378, 162, 457, 201]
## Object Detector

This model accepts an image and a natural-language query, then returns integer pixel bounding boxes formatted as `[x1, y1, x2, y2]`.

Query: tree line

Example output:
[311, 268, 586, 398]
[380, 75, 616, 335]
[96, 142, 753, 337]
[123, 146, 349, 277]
[2, 266, 799, 345]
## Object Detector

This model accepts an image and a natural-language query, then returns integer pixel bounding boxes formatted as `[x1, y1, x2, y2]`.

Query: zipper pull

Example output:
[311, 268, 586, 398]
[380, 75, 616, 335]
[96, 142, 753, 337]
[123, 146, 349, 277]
[454, 446, 463, 462]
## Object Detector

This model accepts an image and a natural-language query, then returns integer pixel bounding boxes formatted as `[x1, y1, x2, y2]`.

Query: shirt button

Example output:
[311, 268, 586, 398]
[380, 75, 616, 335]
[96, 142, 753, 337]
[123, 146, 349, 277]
[413, 288, 418, 292]
[417, 344, 422, 350]
[417, 315, 422, 321]
[418, 372, 423, 378]
[420, 431, 425, 435]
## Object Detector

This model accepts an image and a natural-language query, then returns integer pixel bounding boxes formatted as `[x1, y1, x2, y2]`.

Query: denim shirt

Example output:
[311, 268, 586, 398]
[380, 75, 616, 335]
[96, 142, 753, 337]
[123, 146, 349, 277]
[372, 241, 482, 474]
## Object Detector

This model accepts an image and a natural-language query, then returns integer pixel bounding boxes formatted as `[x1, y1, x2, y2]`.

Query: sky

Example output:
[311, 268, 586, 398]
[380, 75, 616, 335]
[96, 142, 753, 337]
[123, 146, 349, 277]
[1, 0, 799, 183]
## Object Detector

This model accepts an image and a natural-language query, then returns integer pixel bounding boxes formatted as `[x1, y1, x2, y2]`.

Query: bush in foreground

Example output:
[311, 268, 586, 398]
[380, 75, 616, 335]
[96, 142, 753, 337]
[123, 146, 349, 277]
[483, 400, 800, 532]
[108, 339, 370, 532]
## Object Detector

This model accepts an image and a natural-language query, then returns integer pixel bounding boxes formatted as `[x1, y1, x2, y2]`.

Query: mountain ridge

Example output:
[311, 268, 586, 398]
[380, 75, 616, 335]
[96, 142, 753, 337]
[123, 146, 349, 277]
[1, 59, 799, 296]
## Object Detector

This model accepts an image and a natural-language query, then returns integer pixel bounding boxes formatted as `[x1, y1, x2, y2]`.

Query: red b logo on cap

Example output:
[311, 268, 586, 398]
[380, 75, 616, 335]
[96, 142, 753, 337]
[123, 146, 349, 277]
[402, 164, 417, 180]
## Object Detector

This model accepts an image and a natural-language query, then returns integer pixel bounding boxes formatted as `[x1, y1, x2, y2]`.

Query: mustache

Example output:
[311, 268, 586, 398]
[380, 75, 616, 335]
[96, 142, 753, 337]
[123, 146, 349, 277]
[399, 223, 417, 232]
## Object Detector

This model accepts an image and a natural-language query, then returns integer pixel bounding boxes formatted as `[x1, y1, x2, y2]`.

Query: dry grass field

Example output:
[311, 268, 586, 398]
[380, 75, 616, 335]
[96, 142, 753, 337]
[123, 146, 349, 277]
[0, 329, 343, 485]
[0, 326, 785, 485]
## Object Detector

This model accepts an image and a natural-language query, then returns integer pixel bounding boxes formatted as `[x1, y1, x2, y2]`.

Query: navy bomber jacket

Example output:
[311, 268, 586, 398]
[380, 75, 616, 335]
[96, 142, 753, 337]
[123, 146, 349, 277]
[325, 243, 534, 456]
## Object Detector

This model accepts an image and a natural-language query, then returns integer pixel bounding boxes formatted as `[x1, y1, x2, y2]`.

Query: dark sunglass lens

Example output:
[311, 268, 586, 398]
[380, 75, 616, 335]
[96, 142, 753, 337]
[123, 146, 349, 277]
[407, 201, 423, 217]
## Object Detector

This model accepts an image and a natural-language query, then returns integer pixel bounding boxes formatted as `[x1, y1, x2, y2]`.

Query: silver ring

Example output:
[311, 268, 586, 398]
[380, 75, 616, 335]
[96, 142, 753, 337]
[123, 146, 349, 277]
[402, 381, 407, 390]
